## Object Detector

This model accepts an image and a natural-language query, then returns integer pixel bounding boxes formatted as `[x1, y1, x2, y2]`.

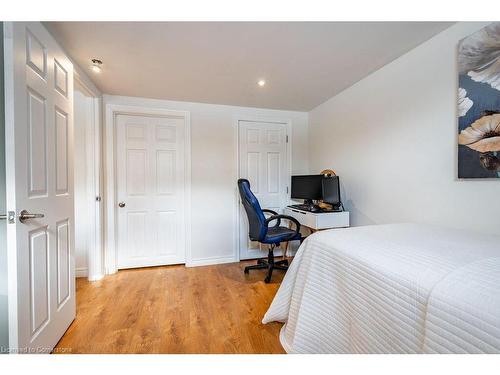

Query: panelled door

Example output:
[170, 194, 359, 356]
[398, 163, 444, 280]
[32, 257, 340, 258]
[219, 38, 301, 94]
[115, 114, 186, 269]
[4, 22, 75, 352]
[238, 120, 288, 260]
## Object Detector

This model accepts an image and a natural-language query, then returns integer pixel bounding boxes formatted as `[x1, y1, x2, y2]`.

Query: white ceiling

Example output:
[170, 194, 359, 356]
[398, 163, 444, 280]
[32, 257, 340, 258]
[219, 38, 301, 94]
[46, 22, 453, 111]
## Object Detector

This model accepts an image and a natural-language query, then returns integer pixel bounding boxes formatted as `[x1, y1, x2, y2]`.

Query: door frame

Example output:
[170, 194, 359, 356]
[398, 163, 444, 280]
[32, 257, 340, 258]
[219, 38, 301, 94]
[73, 70, 103, 281]
[234, 116, 292, 261]
[104, 104, 191, 274]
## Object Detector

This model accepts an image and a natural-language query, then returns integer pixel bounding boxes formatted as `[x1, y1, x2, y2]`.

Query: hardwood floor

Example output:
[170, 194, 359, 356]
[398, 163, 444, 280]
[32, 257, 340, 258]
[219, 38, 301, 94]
[55, 260, 287, 354]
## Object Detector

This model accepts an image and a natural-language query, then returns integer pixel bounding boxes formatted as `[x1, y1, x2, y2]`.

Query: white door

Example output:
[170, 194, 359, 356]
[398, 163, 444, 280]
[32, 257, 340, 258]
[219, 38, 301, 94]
[4, 22, 75, 352]
[238, 120, 288, 260]
[116, 114, 186, 269]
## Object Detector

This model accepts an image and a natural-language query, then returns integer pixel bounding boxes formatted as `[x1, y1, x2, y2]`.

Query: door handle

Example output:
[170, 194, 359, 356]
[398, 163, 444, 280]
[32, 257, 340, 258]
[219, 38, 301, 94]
[118, 202, 126, 208]
[19, 209, 45, 223]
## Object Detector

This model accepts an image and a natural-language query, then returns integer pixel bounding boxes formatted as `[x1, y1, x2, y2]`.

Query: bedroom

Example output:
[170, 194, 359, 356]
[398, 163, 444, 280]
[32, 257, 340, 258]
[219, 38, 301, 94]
[1, 0, 500, 372]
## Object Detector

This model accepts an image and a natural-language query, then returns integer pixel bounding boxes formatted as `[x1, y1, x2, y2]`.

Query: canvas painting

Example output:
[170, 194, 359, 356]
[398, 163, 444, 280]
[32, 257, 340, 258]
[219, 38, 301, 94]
[458, 22, 500, 178]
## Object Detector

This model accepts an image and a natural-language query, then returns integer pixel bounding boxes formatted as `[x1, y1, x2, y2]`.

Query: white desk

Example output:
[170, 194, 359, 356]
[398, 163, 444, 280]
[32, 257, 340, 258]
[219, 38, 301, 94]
[284, 207, 350, 232]
[282, 207, 349, 257]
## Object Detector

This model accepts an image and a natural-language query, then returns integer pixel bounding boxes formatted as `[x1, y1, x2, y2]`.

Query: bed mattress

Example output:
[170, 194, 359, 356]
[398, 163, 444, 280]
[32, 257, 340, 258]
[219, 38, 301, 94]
[262, 223, 500, 353]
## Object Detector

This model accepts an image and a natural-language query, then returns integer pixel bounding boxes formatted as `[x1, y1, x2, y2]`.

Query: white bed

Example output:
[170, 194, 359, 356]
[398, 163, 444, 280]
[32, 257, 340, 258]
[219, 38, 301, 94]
[262, 223, 500, 353]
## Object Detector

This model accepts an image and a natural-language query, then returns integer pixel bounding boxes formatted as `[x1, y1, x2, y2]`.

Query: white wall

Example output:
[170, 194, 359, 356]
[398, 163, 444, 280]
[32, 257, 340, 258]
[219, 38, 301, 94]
[309, 22, 500, 236]
[104, 95, 309, 266]
[49, 20, 104, 279]
[73, 89, 90, 277]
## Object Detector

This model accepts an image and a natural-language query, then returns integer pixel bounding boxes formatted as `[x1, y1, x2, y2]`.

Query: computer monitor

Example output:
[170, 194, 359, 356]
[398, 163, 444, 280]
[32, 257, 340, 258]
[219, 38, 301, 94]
[291, 175, 323, 203]
[322, 176, 341, 207]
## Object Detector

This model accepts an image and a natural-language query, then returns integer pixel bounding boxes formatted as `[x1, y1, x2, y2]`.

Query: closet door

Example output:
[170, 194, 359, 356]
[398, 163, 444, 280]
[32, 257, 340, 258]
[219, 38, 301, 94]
[238, 120, 288, 260]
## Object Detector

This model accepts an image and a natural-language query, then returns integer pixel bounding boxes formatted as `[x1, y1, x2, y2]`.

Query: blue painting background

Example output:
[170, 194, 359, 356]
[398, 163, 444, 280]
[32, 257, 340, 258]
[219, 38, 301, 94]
[458, 74, 500, 178]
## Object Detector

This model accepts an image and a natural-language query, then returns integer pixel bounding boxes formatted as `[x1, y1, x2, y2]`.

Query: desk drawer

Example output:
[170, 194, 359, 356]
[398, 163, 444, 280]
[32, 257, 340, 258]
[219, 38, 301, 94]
[284, 208, 350, 230]
[285, 208, 317, 228]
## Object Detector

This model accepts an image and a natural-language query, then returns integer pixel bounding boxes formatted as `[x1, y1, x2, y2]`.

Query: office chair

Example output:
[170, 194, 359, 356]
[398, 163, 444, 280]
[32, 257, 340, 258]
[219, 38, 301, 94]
[237, 179, 303, 283]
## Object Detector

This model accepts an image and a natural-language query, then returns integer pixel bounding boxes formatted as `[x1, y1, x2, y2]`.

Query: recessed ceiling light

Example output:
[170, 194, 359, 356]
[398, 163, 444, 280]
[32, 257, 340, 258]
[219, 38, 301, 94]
[257, 79, 266, 87]
[91, 58, 103, 73]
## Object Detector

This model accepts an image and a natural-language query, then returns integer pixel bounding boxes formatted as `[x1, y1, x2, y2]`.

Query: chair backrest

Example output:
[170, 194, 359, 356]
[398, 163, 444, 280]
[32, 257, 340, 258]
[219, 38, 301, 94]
[237, 179, 267, 241]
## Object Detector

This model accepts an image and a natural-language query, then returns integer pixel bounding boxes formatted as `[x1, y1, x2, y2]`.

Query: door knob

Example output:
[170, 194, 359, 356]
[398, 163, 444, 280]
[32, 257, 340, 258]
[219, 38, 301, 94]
[19, 210, 44, 223]
[118, 202, 126, 208]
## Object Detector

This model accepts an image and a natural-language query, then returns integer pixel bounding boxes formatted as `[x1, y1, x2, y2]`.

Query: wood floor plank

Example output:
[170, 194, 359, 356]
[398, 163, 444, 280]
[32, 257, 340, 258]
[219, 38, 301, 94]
[54, 260, 287, 354]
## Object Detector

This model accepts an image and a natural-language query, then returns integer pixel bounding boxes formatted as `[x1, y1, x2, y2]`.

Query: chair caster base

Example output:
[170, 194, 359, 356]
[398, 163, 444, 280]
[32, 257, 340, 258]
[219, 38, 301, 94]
[244, 262, 268, 275]
[244, 250, 288, 283]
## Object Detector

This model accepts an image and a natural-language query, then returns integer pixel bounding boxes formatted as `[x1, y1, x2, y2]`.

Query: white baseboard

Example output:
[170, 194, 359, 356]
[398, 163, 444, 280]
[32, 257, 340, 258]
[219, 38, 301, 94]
[88, 273, 104, 282]
[187, 255, 237, 267]
[75, 267, 88, 278]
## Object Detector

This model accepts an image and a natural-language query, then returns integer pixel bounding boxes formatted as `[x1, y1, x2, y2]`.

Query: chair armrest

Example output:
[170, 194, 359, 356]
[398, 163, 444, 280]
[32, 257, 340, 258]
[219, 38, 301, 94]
[262, 209, 278, 216]
[264, 214, 301, 237]
[262, 209, 280, 227]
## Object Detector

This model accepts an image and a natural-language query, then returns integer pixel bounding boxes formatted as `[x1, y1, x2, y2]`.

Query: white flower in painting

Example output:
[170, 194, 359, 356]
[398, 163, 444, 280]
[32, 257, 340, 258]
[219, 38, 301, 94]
[458, 22, 500, 91]
[468, 59, 500, 90]
[458, 113, 500, 152]
[458, 88, 473, 117]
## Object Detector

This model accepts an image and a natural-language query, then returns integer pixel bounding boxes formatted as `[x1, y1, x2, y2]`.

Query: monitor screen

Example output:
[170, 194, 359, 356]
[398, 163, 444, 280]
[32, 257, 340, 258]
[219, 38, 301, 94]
[291, 175, 323, 200]
[322, 176, 341, 206]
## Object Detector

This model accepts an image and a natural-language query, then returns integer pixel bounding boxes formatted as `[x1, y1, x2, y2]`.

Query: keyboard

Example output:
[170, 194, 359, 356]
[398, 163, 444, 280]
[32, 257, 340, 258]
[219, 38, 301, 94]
[288, 204, 322, 212]
[288, 204, 343, 213]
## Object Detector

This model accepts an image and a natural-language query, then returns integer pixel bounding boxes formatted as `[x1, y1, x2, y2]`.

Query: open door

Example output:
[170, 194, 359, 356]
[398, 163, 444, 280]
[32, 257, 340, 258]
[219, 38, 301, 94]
[4, 22, 75, 353]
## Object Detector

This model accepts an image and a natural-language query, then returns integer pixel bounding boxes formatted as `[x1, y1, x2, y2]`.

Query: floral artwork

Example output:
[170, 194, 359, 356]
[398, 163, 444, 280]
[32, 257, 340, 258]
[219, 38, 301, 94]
[458, 22, 500, 178]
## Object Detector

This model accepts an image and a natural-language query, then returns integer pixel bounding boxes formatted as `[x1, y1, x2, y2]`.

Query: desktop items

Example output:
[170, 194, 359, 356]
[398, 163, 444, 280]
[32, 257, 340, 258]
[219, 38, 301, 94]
[322, 176, 341, 210]
[290, 174, 342, 213]
[290, 175, 323, 204]
[320, 169, 336, 177]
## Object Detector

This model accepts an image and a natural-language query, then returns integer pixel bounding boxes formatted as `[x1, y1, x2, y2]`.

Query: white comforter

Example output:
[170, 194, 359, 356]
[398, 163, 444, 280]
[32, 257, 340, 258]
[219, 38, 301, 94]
[262, 223, 500, 353]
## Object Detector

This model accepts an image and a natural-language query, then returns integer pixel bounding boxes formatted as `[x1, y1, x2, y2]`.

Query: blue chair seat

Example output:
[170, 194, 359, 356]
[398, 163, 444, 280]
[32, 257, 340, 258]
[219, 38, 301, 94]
[262, 226, 302, 244]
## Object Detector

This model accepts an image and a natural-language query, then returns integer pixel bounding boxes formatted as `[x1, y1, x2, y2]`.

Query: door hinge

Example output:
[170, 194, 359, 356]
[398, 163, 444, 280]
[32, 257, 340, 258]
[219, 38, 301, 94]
[286, 135, 289, 143]
[286, 186, 289, 194]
